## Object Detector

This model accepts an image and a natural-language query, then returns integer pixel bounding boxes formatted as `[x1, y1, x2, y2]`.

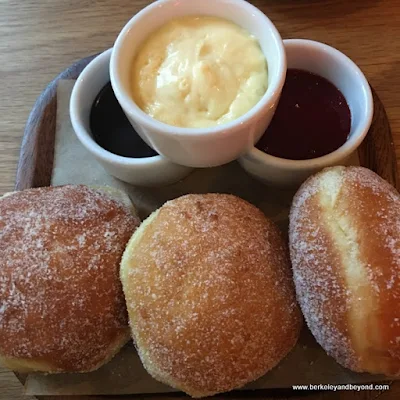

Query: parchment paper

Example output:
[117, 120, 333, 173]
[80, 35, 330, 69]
[24, 80, 389, 395]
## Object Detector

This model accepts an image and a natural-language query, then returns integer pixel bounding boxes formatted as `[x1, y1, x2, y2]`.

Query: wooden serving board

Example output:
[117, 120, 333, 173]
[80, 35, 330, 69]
[13, 56, 399, 400]
[15, 54, 399, 192]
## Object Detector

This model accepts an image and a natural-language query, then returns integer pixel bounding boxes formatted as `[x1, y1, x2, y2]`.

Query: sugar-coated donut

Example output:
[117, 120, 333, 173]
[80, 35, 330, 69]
[0, 185, 140, 373]
[121, 194, 302, 397]
[289, 166, 400, 376]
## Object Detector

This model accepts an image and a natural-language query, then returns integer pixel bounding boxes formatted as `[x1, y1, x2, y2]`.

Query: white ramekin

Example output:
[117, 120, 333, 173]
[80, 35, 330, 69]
[238, 39, 374, 187]
[110, 0, 286, 168]
[70, 49, 193, 187]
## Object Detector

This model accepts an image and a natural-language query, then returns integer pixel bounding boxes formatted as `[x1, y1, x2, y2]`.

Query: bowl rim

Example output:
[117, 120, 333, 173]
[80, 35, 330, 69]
[110, 0, 287, 137]
[70, 48, 175, 167]
[239, 38, 374, 170]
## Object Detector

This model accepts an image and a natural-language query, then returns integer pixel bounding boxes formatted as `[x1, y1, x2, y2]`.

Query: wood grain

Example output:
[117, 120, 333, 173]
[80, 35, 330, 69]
[1, 0, 400, 196]
[1, 0, 400, 399]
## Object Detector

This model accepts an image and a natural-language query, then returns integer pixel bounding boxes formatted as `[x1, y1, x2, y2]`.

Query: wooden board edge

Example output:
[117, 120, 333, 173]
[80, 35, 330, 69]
[14, 54, 98, 191]
[358, 87, 399, 190]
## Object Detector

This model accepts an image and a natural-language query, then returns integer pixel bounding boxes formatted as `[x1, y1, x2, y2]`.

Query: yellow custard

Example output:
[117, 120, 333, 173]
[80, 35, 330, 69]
[131, 16, 268, 128]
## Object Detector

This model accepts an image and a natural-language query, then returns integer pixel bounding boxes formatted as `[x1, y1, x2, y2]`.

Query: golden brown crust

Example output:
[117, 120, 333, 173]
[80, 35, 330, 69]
[0, 185, 140, 373]
[289, 166, 400, 376]
[121, 194, 302, 397]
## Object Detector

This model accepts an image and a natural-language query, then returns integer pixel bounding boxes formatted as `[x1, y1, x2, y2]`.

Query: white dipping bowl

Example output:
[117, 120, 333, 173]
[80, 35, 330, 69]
[110, 0, 286, 168]
[239, 39, 374, 187]
[70, 49, 193, 187]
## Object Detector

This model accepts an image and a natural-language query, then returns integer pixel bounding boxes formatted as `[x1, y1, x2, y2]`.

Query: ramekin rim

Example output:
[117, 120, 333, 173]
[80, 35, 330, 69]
[69, 48, 172, 167]
[110, 0, 287, 137]
[239, 38, 374, 169]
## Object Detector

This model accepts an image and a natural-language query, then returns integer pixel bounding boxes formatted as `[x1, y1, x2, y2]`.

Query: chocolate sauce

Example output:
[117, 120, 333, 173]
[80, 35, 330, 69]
[256, 69, 351, 160]
[90, 82, 157, 158]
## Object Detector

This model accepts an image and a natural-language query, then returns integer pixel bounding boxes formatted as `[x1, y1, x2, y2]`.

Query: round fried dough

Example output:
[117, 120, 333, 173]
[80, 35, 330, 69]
[121, 194, 302, 397]
[0, 185, 140, 373]
[290, 166, 400, 376]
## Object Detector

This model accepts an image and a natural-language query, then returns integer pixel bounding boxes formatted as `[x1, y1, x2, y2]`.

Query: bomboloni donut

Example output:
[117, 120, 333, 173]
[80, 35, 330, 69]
[289, 166, 400, 376]
[0, 185, 140, 373]
[120, 194, 302, 397]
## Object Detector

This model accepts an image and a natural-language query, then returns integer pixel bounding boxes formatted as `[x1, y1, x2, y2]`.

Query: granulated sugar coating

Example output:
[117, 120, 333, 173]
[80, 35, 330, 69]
[121, 194, 302, 397]
[289, 166, 400, 376]
[0, 185, 140, 373]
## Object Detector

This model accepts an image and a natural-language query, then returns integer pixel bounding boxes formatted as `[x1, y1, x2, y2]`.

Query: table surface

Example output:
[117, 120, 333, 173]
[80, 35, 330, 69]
[0, 0, 399, 399]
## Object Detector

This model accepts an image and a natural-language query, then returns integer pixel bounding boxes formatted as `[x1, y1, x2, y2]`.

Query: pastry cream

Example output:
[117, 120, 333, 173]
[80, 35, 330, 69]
[131, 16, 268, 128]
